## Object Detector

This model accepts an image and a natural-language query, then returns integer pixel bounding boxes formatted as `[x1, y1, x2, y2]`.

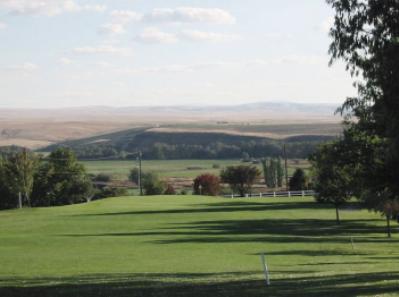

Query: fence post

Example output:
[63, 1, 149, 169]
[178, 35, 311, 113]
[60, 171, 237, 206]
[288, 191, 291, 198]
[260, 192, 262, 198]
[273, 192, 276, 198]
[302, 190, 305, 197]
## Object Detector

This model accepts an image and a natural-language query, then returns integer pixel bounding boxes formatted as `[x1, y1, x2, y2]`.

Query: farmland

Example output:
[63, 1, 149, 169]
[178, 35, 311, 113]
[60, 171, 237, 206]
[0, 196, 398, 297]
[82, 159, 311, 180]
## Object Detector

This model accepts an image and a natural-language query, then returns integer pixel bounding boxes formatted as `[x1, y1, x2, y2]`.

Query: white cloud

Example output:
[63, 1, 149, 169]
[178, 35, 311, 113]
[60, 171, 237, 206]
[0, 0, 106, 16]
[180, 30, 239, 42]
[0, 21, 7, 29]
[4, 62, 38, 72]
[73, 45, 132, 55]
[135, 28, 239, 44]
[59, 57, 73, 65]
[136, 27, 177, 44]
[272, 55, 326, 65]
[119, 61, 237, 75]
[99, 23, 125, 35]
[108, 7, 235, 25]
[110, 10, 142, 24]
[119, 56, 327, 75]
[264, 32, 294, 40]
[143, 7, 235, 24]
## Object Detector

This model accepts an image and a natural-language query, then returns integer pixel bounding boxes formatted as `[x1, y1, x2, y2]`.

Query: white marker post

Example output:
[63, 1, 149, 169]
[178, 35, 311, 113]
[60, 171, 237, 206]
[350, 237, 355, 250]
[260, 253, 271, 286]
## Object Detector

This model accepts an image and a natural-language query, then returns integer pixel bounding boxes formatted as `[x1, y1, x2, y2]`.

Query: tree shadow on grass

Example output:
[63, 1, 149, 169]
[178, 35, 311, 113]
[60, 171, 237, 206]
[1, 271, 399, 297]
[73, 201, 333, 217]
[75, 200, 368, 218]
[63, 218, 390, 245]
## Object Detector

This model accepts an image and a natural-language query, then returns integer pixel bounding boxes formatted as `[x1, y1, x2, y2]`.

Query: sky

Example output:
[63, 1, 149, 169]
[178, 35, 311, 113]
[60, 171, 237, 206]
[0, 0, 356, 108]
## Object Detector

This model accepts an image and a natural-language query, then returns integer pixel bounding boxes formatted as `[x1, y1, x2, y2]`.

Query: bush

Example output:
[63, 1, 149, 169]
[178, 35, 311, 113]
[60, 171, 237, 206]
[93, 187, 128, 200]
[143, 173, 165, 195]
[289, 169, 308, 191]
[193, 174, 221, 196]
[92, 173, 111, 183]
[129, 168, 141, 185]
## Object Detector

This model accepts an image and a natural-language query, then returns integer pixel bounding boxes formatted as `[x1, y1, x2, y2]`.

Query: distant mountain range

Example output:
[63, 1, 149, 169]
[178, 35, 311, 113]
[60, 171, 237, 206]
[0, 101, 339, 121]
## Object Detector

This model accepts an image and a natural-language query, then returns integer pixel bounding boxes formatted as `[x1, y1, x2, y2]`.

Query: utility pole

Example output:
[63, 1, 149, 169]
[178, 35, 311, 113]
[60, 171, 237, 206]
[18, 192, 22, 209]
[283, 144, 289, 191]
[138, 151, 143, 196]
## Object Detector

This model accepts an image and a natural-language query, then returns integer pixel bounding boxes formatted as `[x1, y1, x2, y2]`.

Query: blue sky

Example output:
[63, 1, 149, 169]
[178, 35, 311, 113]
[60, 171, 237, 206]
[0, 0, 356, 108]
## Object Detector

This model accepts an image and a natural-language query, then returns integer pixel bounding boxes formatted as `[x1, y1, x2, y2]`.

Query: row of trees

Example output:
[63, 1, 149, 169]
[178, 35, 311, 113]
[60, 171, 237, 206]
[0, 148, 129, 210]
[196, 166, 309, 196]
[311, 0, 399, 236]
[261, 158, 284, 188]
[62, 140, 326, 161]
[129, 165, 262, 197]
[130, 163, 311, 198]
[0, 148, 93, 209]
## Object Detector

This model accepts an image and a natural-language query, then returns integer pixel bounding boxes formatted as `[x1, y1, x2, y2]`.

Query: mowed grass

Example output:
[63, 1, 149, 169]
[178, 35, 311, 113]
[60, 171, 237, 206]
[0, 196, 398, 297]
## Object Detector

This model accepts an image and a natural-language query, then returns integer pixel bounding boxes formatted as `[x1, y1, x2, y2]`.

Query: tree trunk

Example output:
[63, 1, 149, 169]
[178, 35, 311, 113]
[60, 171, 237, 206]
[386, 215, 392, 238]
[335, 205, 340, 225]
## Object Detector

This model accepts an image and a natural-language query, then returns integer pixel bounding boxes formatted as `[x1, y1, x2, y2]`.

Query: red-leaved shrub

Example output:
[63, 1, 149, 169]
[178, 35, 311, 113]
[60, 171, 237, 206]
[193, 174, 221, 196]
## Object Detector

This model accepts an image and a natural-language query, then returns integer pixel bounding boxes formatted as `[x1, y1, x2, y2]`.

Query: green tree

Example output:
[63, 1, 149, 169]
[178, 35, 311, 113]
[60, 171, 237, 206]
[310, 142, 354, 224]
[327, 0, 399, 235]
[220, 165, 260, 197]
[2, 150, 37, 207]
[262, 158, 284, 188]
[142, 173, 165, 195]
[276, 158, 284, 187]
[129, 168, 141, 185]
[31, 148, 93, 206]
[289, 169, 308, 191]
[0, 156, 14, 209]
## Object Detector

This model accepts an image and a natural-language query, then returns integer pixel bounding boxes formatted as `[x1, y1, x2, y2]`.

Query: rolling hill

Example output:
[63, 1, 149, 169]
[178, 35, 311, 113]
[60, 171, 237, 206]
[42, 124, 338, 160]
[0, 101, 341, 150]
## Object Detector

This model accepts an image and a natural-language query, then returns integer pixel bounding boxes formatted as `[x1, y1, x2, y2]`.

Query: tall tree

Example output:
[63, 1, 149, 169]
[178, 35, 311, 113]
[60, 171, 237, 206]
[289, 169, 308, 191]
[326, 0, 399, 235]
[220, 165, 260, 197]
[276, 158, 284, 187]
[310, 142, 354, 224]
[0, 156, 14, 209]
[2, 150, 37, 207]
[31, 148, 93, 206]
[262, 158, 284, 188]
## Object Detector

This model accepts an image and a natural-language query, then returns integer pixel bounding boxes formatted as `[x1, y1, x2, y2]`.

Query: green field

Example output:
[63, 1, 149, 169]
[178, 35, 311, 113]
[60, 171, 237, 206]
[82, 159, 246, 179]
[82, 159, 310, 180]
[0, 196, 398, 296]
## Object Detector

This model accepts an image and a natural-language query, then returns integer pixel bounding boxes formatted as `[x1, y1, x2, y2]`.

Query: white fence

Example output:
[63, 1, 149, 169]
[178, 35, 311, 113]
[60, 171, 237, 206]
[224, 190, 316, 198]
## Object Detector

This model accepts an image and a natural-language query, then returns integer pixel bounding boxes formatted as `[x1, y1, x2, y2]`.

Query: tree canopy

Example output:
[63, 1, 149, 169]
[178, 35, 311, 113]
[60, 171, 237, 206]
[31, 148, 93, 206]
[220, 165, 260, 197]
[320, 0, 399, 233]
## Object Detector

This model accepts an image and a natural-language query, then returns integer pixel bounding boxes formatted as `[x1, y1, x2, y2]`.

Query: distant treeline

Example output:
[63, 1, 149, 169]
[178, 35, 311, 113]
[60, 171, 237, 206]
[43, 131, 336, 160]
